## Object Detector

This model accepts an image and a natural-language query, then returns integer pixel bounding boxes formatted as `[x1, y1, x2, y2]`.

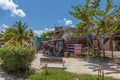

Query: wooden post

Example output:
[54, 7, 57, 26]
[87, 40, 90, 56]
[45, 63, 48, 75]
[97, 65, 100, 80]
[100, 69, 102, 80]
[112, 49, 113, 59]
[97, 66, 104, 80]
[110, 39, 114, 59]
[102, 71, 104, 80]
[98, 69, 100, 80]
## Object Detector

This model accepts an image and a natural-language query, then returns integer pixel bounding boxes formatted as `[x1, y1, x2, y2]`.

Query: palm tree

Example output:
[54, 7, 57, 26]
[27, 29, 36, 46]
[3, 21, 35, 45]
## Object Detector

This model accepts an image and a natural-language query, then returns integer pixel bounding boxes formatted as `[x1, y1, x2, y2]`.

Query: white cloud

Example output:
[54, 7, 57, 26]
[63, 18, 67, 22]
[0, 24, 9, 33]
[0, 0, 26, 17]
[1, 24, 9, 28]
[34, 28, 54, 36]
[58, 18, 73, 25]
[0, 24, 9, 30]
[33, 30, 44, 36]
[71, 25, 76, 27]
[65, 20, 72, 25]
[45, 28, 54, 31]
[45, 28, 49, 31]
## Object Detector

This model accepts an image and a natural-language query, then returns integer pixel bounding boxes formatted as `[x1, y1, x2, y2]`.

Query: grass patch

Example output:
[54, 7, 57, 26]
[27, 69, 119, 80]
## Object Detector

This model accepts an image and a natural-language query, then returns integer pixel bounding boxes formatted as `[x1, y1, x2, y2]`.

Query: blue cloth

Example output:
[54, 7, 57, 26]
[87, 34, 92, 40]
[35, 36, 52, 51]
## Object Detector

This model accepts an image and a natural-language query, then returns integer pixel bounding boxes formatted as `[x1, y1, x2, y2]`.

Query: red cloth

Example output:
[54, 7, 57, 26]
[74, 44, 82, 54]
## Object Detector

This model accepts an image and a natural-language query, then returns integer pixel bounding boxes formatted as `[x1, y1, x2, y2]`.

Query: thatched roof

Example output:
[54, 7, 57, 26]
[114, 29, 120, 35]
[52, 27, 87, 44]
[112, 29, 120, 41]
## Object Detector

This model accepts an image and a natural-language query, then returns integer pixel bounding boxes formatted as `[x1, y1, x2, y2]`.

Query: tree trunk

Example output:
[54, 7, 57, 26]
[83, 33, 94, 56]
[103, 48, 105, 58]
[110, 39, 114, 59]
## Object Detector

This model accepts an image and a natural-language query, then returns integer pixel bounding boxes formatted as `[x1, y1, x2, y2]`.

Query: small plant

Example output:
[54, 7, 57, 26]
[0, 44, 35, 74]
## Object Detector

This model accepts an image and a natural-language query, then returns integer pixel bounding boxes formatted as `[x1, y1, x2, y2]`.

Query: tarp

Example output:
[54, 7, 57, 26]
[35, 36, 52, 51]
[103, 39, 115, 50]
[87, 34, 92, 40]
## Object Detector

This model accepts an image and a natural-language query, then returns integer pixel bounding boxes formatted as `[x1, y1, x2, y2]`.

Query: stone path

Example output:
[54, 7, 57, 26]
[31, 52, 120, 79]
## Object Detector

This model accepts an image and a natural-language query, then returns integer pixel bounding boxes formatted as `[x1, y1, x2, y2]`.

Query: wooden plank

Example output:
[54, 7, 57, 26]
[40, 57, 63, 63]
[40, 57, 65, 69]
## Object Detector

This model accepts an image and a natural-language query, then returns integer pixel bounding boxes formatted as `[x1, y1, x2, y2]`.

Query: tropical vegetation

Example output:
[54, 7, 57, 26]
[40, 31, 54, 38]
[0, 0, 120, 79]
[70, 0, 120, 57]
[0, 21, 36, 76]
[1, 21, 35, 46]
[0, 44, 35, 73]
[0, 30, 4, 44]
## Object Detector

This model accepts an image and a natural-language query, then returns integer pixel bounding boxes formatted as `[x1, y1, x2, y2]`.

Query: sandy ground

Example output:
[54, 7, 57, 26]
[31, 51, 120, 79]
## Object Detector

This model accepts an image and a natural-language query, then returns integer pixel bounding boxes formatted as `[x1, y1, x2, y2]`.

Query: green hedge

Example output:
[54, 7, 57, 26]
[0, 44, 35, 73]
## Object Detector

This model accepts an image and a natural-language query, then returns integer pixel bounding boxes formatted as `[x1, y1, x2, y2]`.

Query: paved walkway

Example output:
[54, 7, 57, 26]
[31, 52, 120, 79]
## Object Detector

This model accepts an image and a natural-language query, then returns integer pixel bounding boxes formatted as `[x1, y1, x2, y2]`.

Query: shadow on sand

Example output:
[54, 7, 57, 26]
[80, 57, 120, 75]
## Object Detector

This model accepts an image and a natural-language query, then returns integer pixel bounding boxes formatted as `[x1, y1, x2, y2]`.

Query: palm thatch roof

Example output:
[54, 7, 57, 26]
[52, 27, 87, 44]
[112, 29, 120, 41]
[114, 29, 120, 35]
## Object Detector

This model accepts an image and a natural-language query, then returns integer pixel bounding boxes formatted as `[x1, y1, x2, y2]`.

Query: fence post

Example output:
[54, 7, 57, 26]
[96, 66, 104, 80]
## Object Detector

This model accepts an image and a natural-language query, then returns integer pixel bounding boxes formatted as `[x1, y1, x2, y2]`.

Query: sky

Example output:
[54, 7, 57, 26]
[0, 0, 120, 36]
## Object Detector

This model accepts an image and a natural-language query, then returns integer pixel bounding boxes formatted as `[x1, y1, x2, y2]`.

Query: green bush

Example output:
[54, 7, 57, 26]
[0, 44, 35, 73]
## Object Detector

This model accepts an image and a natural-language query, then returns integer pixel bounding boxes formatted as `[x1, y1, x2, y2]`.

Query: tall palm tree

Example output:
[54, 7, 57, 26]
[3, 21, 35, 45]
[27, 29, 36, 46]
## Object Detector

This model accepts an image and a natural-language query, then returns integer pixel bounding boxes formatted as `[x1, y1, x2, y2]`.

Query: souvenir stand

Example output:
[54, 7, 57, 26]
[50, 39, 64, 57]
[67, 44, 82, 57]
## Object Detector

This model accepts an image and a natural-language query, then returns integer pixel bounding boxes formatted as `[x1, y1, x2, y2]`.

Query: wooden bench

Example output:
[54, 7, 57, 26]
[40, 57, 65, 69]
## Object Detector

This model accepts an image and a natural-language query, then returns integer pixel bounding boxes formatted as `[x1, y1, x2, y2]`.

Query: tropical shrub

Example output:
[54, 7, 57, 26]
[0, 44, 35, 73]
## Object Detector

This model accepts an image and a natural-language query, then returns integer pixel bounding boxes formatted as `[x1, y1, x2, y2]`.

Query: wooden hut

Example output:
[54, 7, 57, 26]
[112, 29, 120, 50]
[49, 26, 87, 56]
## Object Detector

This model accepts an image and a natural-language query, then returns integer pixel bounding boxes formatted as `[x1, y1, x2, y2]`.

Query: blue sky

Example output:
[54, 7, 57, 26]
[0, 0, 120, 36]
